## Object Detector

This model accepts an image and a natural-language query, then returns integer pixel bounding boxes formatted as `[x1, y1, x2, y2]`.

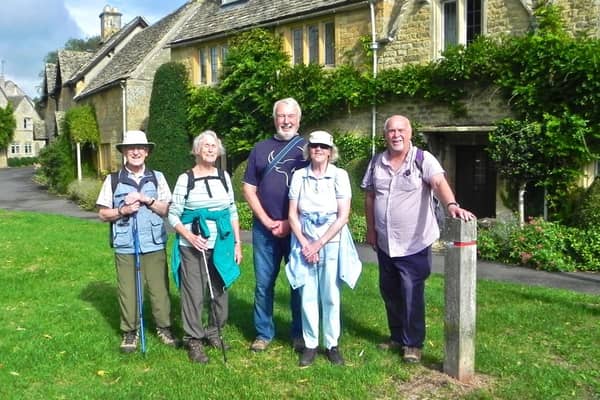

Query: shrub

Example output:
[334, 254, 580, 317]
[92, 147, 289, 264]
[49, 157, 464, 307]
[231, 159, 247, 205]
[236, 201, 253, 231]
[478, 217, 600, 272]
[37, 134, 75, 193]
[147, 62, 194, 187]
[570, 177, 600, 230]
[67, 178, 103, 211]
[7, 157, 38, 167]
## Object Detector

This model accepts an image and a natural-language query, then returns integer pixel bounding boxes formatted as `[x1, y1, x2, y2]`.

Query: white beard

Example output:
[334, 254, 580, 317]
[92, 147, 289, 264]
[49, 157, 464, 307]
[275, 129, 298, 141]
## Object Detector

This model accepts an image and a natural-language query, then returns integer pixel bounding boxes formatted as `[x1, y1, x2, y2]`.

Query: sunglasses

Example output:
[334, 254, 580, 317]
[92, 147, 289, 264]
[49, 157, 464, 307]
[309, 143, 331, 150]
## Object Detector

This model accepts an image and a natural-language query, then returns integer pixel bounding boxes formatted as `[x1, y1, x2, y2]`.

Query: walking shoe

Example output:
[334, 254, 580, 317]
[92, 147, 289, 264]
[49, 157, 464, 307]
[377, 339, 402, 351]
[299, 347, 318, 367]
[188, 339, 209, 364]
[402, 346, 422, 363]
[120, 330, 138, 353]
[156, 327, 179, 348]
[206, 336, 230, 350]
[292, 337, 305, 353]
[250, 338, 271, 352]
[325, 346, 345, 365]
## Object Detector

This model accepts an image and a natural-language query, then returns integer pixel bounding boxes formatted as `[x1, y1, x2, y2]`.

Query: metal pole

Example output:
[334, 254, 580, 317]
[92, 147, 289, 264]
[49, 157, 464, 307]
[133, 215, 147, 354]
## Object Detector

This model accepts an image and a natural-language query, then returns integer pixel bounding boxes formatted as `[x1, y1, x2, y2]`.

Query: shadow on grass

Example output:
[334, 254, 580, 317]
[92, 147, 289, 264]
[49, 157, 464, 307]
[79, 281, 121, 334]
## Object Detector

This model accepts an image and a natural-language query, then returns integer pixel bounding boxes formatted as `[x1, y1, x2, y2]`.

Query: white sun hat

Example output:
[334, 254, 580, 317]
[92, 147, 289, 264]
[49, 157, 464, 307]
[116, 130, 155, 153]
[308, 130, 334, 147]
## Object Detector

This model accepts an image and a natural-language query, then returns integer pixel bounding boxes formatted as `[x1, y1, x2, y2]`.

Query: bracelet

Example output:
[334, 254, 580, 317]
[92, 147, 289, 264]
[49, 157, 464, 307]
[446, 202, 459, 209]
[117, 204, 125, 216]
[148, 198, 156, 207]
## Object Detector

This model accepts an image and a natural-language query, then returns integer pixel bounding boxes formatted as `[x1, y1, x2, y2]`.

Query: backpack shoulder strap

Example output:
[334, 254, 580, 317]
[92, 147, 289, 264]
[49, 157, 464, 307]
[184, 170, 195, 200]
[185, 168, 229, 200]
[414, 148, 424, 174]
[217, 167, 229, 193]
[110, 171, 120, 195]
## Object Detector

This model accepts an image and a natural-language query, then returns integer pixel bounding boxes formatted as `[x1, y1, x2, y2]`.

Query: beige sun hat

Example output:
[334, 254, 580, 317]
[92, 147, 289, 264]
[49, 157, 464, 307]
[308, 130, 334, 147]
[116, 130, 155, 153]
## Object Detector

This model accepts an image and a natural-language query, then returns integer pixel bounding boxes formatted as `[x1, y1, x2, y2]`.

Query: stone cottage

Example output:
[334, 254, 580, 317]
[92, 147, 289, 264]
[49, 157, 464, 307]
[168, 0, 600, 218]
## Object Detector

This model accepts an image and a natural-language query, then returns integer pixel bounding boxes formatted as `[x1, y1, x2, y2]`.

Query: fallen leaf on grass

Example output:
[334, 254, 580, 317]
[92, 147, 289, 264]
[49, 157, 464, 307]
[10, 371, 20, 376]
[16, 327, 26, 331]
[97, 370, 108, 377]
[43, 334, 53, 340]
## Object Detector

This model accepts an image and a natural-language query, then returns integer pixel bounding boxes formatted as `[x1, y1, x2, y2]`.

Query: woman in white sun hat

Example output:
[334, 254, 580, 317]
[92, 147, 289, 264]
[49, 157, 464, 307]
[286, 130, 362, 367]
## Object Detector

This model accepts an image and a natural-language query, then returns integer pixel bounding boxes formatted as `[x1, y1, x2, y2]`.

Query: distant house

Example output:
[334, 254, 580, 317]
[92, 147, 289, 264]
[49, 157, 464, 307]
[0, 75, 45, 166]
[168, 0, 599, 218]
[40, 3, 200, 173]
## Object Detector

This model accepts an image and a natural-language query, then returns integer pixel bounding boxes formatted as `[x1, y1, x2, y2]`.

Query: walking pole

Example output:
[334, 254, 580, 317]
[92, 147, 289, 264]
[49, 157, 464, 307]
[133, 214, 147, 354]
[200, 249, 227, 363]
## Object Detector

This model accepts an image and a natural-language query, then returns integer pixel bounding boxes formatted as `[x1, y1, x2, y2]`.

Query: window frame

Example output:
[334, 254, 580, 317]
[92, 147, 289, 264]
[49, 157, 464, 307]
[434, 0, 485, 58]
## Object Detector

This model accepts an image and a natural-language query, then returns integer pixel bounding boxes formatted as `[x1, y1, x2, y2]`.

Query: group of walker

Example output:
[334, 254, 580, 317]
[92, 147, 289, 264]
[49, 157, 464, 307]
[96, 97, 475, 367]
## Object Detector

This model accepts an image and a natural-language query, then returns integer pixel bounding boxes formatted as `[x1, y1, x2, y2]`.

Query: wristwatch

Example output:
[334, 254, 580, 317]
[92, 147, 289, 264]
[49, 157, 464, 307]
[446, 202, 459, 209]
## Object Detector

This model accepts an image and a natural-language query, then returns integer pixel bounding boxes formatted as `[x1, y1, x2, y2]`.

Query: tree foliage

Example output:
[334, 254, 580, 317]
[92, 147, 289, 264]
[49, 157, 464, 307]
[146, 62, 193, 187]
[64, 104, 99, 145]
[0, 103, 16, 150]
[43, 36, 102, 64]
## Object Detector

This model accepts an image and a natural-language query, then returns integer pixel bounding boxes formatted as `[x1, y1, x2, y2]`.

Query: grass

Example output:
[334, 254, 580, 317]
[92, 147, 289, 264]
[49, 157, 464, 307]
[0, 209, 599, 399]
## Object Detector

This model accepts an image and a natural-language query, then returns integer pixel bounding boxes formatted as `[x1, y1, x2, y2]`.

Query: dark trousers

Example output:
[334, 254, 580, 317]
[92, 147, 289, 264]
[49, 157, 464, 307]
[377, 246, 432, 348]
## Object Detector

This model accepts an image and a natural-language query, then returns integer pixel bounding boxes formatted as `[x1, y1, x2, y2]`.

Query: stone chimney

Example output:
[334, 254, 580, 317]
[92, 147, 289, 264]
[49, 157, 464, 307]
[99, 5, 122, 42]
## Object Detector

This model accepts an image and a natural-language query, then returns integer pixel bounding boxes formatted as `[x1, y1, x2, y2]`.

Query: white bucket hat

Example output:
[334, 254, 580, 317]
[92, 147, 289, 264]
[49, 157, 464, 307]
[116, 130, 155, 153]
[308, 130, 334, 147]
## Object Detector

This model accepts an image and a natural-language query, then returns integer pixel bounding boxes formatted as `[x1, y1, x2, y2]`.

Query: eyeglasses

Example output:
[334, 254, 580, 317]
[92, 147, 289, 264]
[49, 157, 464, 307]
[309, 143, 331, 150]
[276, 113, 298, 120]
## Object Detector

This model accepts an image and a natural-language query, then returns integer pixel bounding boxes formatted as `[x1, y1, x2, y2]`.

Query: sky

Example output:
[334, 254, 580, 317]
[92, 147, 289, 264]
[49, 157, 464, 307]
[0, 0, 187, 99]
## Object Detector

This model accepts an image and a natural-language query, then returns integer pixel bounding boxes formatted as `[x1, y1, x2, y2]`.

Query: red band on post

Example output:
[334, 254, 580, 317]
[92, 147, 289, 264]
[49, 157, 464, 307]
[453, 241, 477, 247]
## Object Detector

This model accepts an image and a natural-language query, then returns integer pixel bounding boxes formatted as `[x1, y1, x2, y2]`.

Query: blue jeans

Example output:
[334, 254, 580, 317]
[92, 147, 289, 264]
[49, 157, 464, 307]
[377, 246, 432, 348]
[252, 219, 302, 341]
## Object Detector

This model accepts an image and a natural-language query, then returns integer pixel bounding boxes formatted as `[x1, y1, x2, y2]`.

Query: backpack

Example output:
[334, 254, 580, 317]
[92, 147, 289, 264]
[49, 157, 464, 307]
[414, 148, 446, 230]
[184, 168, 229, 200]
[109, 169, 159, 247]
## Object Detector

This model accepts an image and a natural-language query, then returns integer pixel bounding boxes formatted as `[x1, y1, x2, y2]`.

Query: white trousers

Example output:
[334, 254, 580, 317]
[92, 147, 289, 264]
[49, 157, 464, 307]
[300, 241, 341, 350]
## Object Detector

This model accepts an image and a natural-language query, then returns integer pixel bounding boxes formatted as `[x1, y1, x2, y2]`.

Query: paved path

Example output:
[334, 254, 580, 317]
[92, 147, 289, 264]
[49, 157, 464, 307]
[1, 166, 599, 295]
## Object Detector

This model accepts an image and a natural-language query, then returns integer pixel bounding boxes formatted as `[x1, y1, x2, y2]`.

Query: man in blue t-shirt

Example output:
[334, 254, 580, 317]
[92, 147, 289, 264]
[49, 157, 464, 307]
[243, 97, 309, 353]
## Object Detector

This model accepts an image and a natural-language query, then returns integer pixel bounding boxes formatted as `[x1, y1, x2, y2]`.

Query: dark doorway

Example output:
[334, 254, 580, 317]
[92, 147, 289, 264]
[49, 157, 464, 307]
[455, 146, 496, 218]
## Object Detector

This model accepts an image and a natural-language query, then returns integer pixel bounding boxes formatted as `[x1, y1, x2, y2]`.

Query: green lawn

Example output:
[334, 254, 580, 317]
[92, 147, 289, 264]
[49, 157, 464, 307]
[0, 210, 598, 399]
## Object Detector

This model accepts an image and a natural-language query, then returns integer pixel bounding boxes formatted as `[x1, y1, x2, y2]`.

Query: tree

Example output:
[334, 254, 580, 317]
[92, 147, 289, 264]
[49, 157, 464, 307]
[146, 62, 193, 186]
[43, 36, 102, 64]
[0, 103, 16, 150]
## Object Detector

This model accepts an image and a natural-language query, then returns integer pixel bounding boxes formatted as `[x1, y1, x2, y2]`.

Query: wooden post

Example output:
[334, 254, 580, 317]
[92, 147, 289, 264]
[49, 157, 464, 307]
[441, 217, 477, 382]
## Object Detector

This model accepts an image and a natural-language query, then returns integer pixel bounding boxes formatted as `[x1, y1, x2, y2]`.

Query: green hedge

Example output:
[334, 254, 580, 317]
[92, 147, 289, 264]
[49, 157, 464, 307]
[8, 157, 38, 167]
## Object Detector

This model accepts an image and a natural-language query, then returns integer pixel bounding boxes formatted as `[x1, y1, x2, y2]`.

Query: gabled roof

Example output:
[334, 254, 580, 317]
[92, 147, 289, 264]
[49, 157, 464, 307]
[56, 50, 94, 85]
[65, 16, 149, 85]
[170, 0, 366, 47]
[43, 63, 57, 97]
[76, 1, 199, 99]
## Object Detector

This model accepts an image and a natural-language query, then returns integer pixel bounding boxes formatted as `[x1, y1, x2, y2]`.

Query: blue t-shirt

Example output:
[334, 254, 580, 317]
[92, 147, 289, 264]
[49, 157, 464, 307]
[243, 136, 308, 221]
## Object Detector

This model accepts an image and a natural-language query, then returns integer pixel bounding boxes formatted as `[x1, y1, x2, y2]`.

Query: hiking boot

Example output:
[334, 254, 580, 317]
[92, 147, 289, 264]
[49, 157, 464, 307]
[156, 327, 179, 348]
[325, 346, 345, 365]
[292, 337, 305, 353]
[206, 336, 230, 350]
[299, 347, 318, 367]
[402, 346, 422, 363]
[377, 339, 402, 351]
[250, 338, 271, 352]
[188, 339, 209, 364]
[120, 330, 138, 353]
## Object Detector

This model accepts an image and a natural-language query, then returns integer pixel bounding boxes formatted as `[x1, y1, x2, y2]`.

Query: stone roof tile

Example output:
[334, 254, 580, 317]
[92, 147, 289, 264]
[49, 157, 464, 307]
[57, 50, 94, 83]
[171, 0, 365, 46]
[66, 16, 149, 85]
[78, 1, 198, 98]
